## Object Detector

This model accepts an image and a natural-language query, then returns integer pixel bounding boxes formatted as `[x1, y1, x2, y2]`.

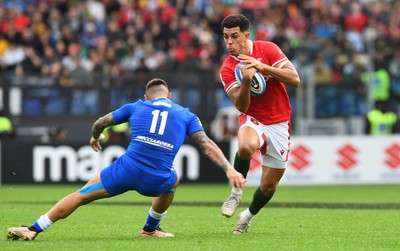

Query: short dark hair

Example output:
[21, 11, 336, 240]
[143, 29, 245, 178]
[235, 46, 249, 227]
[145, 78, 169, 91]
[221, 14, 250, 32]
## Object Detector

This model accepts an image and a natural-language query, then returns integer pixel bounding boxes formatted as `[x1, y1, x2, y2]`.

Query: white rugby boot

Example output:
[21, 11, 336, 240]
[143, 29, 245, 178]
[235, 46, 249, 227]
[221, 195, 241, 217]
[139, 227, 174, 237]
[232, 211, 252, 234]
[7, 226, 38, 241]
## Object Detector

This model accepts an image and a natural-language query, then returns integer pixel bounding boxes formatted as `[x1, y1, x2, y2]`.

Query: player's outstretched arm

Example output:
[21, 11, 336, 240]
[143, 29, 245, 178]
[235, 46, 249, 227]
[191, 131, 246, 189]
[90, 113, 116, 152]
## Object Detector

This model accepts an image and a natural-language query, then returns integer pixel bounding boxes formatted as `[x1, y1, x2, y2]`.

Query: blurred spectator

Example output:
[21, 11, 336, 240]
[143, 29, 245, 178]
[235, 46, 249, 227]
[365, 101, 398, 135]
[361, 54, 391, 102]
[48, 8, 63, 41]
[344, 25, 365, 52]
[106, 19, 124, 45]
[80, 22, 99, 48]
[64, 5, 82, 34]
[60, 25, 78, 48]
[86, 0, 106, 23]
[286, 4, 309, 36]
[331, 61, 344, 85]
[1, 43, 25, 75]
[2, 7, 30, 33]
[344, 3, 368, 32]
[61, 43, 80, 73]
[18, 46, 42, 75]
[41, 45, 62, 78]
[313, 55, 332, 85]
[121, 45, 142, 74]
[55, 40, 67, 58]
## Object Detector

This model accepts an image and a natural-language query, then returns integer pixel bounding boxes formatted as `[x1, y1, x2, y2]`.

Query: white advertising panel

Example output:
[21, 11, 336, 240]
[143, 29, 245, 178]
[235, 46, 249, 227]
[231, 136, 400, 186]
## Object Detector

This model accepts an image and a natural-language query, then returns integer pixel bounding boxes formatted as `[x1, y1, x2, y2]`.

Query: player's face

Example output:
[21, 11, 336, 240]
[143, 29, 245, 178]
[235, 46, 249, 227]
[223, 27, 249, 56]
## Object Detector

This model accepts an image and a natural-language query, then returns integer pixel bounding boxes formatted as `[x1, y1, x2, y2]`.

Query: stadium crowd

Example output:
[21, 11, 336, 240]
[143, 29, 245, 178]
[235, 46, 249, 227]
[0, 0, 399, 121]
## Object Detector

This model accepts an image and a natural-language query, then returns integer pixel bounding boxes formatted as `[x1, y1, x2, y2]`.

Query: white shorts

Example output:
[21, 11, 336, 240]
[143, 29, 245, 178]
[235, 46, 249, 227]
[239, 114, 291, 169]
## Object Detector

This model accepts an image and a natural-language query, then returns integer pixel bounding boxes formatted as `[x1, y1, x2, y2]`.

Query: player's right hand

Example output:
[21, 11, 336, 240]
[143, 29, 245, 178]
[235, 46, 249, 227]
[238, 63, 257, 83]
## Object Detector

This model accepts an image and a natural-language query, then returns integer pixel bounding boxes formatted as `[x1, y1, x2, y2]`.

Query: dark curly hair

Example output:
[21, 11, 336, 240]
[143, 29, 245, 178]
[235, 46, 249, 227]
[221, 14, 250, 32]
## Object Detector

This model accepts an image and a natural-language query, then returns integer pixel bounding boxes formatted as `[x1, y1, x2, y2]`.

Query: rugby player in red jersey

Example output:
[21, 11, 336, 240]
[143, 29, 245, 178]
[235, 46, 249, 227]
[219, 14, 300, 234]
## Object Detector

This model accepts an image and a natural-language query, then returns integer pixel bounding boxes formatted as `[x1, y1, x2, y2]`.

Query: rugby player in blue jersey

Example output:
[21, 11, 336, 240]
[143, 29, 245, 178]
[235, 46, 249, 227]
[8, 78, 246, 240]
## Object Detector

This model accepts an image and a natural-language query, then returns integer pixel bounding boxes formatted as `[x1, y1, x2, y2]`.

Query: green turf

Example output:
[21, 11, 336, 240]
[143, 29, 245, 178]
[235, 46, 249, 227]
[1, 184, 400, 251]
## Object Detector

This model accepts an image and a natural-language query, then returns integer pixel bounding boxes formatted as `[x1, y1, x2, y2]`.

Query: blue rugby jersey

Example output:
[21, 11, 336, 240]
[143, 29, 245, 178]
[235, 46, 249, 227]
[111, 97, 204, 172]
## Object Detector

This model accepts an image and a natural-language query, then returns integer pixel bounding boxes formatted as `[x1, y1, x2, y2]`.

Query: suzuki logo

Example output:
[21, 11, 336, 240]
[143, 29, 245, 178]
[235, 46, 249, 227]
[384, 143, 400, 170]
[289, 145, 311, 171]
[337, 144, 358, 171]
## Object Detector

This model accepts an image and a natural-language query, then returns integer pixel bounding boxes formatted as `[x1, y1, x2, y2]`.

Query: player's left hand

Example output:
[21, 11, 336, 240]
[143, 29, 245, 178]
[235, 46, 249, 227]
[238, 54, 263, 71]
[226, 166, 247, 189]
[90, 134, 104, 152]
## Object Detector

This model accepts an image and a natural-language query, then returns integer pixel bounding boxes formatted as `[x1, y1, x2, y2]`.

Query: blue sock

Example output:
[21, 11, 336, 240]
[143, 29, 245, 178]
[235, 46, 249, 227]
[142, 208, 166, 232]
[143, 215, 161, 232]
[29, 214, 53, 233]
[31, 221, 44, 233]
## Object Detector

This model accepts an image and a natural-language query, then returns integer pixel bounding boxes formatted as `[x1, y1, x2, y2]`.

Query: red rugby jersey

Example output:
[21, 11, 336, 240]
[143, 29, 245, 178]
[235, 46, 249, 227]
[219, 40, 292, 125]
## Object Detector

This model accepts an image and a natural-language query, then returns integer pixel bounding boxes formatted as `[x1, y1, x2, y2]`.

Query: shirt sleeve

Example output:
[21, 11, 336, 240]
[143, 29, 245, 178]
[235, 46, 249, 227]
[187, 112, 204, 136]
[220, 66, 239, 93]
[111, 103, 136, 124]
[265, 42, 288, 68]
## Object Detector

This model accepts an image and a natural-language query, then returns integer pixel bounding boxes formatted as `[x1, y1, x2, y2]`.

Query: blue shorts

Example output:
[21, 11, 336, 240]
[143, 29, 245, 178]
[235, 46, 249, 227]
[100, 154, 177, 197]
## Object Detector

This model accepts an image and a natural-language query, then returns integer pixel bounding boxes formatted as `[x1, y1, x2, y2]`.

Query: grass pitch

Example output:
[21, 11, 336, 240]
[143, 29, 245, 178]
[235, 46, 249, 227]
[1, 184, 400, 251]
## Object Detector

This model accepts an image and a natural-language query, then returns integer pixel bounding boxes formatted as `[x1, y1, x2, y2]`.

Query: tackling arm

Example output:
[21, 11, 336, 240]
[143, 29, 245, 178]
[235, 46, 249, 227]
[90, 113, 116, 151]
[91, 113, 116, 139]
[191, 130, 230, 171]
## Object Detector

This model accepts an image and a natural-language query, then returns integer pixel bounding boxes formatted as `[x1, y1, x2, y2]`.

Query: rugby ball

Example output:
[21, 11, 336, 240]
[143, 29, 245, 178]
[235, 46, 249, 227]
[234, 63, 266, 96]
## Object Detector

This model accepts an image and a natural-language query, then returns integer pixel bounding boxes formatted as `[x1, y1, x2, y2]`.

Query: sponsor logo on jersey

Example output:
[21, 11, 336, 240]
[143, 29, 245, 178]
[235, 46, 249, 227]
[135, 135, 174, 150]
[153, 101, 172, 108]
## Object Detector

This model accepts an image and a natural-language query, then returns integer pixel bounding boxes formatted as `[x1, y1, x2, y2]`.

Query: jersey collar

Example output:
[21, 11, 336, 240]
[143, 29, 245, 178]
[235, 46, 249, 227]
[154, 97, 170, 101]
[229, 40, 253, 61]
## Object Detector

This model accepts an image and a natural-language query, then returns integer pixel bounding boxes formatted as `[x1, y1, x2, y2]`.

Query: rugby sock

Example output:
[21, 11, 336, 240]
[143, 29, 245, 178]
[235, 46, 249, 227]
[234, 151, 251, 178]
[29, 213, 53, 233]
[231, 152, 251, 195]
[232, 187, 242, 197]
[143, 207, 166, 232]
[241, 208, 254, 222]
[248, 186, 273, 215]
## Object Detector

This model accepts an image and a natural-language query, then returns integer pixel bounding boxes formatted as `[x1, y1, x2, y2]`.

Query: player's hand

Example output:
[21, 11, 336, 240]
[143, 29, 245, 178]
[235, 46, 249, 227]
[238, 59, 257, 82]
[226, 166, 247, 190]
[90, 134, 104, 152]
[238, 54, 263, 72]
